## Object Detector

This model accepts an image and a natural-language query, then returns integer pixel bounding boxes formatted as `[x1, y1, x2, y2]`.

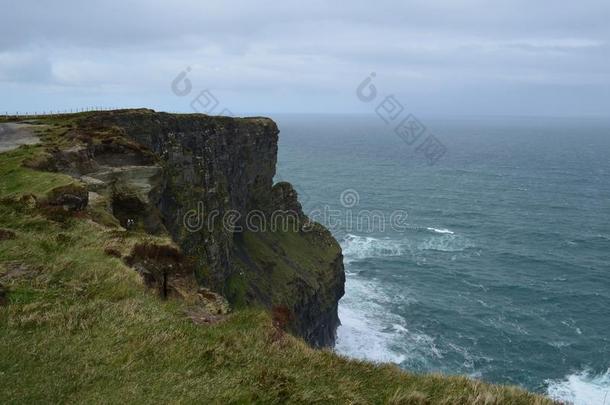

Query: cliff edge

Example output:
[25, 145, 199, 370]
[39, 109, 345, 346]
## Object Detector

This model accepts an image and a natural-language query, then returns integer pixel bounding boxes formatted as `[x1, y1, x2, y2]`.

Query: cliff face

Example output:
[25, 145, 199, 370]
[80, 109, 345, 346]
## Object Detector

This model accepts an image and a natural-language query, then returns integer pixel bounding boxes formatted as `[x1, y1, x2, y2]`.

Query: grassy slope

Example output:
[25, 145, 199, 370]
[0, 117, 554, 404]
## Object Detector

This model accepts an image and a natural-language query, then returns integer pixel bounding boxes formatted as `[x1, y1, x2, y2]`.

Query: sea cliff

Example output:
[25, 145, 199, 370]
[43, 109, 345, 346]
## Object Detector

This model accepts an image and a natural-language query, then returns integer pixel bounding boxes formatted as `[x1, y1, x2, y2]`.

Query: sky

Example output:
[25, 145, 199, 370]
[1, 0, 609, 116]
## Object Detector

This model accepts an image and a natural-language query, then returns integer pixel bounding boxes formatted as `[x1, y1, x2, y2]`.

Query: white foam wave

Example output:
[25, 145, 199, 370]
[341, 232, 473, 263]
[426, 227, 454, 234]
[335, 275, 407, 364]
[392, 324, 409, 333]
[549, 341, 570, 349]
[336, 232, 472, 367]
[418, 234, 474, 252]
[335, 272, 439, 366]
[547, 369, 610, 405]
[341, 234, 406, 263]
[335, 303, 407, 364]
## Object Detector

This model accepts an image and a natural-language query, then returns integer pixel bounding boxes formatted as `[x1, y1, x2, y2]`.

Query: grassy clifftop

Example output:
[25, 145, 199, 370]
[0, 113, 554, 404]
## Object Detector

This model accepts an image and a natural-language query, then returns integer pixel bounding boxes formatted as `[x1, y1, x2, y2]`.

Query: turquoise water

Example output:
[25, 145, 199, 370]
[275, 114, 610, 404]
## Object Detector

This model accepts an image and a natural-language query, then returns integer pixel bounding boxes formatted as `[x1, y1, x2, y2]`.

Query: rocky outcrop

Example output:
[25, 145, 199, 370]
[44, 184, 89, 211]
[75, 109, 345, 346]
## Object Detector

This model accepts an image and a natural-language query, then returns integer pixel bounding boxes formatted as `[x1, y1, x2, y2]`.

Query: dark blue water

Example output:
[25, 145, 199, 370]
[274, 114, 610, 404]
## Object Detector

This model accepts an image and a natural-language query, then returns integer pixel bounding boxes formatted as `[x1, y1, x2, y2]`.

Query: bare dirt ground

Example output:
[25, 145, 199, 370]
[0, 123, 40, 152]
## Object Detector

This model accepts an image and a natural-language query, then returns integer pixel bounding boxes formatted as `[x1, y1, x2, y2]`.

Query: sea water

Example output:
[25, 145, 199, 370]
[275, 114, 610, 404]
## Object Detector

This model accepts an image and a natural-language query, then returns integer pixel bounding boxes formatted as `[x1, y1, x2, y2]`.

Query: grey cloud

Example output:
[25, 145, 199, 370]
[1, 0, 609, 115]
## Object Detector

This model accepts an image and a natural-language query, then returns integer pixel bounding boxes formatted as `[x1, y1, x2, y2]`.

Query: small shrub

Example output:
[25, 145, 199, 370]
[0, 284, 7, 306]
[104, 246, 122, 258]
[0, 228, 16, 241]
[125, 243, 185, 266]
[271, 305, 293, 330]
[269, 305, 294, 344]
[124, 242, 193, 299]
[22, 153, 56, 171]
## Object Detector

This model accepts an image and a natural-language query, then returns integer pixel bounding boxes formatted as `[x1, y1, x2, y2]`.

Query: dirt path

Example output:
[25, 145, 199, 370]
[0, 123, 40, 153]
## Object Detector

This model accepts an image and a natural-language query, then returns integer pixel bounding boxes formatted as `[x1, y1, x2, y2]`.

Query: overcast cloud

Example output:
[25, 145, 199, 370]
[1, 0, 609, 116]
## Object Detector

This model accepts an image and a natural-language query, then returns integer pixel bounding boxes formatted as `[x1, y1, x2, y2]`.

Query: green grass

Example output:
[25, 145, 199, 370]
[0, 146, 74, 197]
[0, 118, 555, 404]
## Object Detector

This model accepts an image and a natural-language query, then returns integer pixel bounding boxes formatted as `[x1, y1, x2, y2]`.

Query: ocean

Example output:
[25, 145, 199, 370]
[274, 114, 610, 404]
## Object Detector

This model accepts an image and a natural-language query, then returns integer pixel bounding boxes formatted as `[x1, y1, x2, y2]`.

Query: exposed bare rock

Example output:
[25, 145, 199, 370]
[44, 184, 89, 211]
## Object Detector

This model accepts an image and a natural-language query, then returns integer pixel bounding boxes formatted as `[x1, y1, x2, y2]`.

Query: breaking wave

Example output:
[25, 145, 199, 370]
[336, 232, 456, 367]
[426, 227, 455, 234]
[546, 368, 610, 405]
[340, 231, 473, 263]
[417, 234, 474, 252]
[341, 234, 406, 263]
[335, 274, 440, 366]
